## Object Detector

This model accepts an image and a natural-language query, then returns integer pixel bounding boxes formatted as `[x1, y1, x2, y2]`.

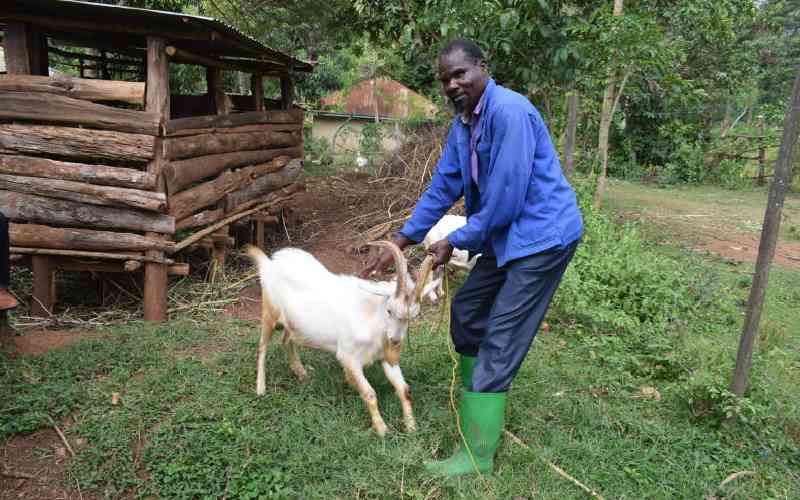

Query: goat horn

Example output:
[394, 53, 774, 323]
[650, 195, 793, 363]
[367, 240, 409, 297]
[412, 255, 435, 303]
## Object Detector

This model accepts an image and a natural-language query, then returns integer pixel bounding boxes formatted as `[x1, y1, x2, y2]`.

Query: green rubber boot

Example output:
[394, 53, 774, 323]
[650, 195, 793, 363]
[460, 355, 477, 390]
[424, 390, 507, 477]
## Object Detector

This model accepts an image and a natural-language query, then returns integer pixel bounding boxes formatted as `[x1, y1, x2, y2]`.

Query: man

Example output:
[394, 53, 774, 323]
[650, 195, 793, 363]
[0, 213, 18, 311]
[361, 39, 583, 476]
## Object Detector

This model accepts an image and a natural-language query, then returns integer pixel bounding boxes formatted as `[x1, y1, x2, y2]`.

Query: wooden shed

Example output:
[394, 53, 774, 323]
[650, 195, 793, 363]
[0, 0, 312, 322]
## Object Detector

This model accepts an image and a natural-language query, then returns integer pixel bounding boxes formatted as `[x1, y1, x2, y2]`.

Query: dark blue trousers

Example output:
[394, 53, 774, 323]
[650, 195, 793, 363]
[450, 240, 578, 392]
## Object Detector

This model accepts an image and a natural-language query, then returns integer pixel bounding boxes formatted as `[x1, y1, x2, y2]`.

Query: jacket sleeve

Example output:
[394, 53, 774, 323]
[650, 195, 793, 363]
[397, 125, 464, 243]
[447, 104, 535, 252]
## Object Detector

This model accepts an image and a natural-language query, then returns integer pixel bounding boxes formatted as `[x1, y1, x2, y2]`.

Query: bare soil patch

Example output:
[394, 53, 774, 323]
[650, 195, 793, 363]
[1, 329, 106, 358]
[0, 429, 95, 500]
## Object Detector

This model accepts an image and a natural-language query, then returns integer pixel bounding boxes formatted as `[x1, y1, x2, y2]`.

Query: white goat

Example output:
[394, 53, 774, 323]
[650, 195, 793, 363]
[421, 215, 479, 303]
[245, 242, 433, 437]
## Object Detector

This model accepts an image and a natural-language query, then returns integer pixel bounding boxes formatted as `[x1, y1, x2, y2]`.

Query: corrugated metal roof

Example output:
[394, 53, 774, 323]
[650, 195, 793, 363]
[0, 0, 313, 72]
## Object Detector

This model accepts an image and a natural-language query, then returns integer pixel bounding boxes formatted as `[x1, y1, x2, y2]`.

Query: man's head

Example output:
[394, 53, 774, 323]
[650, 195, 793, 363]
[438, 39, 489, 116]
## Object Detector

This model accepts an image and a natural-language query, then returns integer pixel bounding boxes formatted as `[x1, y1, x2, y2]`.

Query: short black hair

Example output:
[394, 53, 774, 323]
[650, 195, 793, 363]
[439, 39, 486, 64]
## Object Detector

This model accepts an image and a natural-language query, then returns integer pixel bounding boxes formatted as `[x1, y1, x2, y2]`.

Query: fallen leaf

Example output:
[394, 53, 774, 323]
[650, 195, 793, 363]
[111, 392, 121, 405]
[638, 387, 661, 401]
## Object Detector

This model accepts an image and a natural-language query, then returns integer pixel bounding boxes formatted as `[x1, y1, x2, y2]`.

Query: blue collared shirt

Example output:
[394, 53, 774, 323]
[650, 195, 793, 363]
[463, 89, 487, 185]
[399, 79, 583, 267]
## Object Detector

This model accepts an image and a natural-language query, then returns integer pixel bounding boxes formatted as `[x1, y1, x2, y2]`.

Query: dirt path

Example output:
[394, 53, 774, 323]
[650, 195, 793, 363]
[605, 180, 800, 269]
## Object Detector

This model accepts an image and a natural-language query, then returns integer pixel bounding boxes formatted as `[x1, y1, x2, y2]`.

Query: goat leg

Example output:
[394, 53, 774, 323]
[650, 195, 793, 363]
[382, 361, 416, 432]
[339, 355, 388, 437]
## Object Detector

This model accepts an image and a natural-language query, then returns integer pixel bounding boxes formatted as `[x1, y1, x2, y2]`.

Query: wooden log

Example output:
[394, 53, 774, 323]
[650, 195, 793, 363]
[165, 45, 291, 75]
[165, 121, 302, 138]
[164, 109, 304, 134]
[0, 154, 156, 190]
[225, 159, 303, 212]
[252, 75, 264, 112]
[175, 209, 224, 231]
[227, 183, 305, 217]
[0, 92, 160, 135]
[280, 75, 294, 110]
[0, 191, 174, 234]
[169, 263, 190, 276]
[168, 157, 296, 220]
[163, 147, 301, 193]
[12, 247, 173, 265]
[171, 187, 303, 253]
[0, 174, 166, 212]
[144, 36, 171, 323]
[0, 124, 155, 163]
[163, 129, 299, 160]
[32, 255, 55, 317]
[4, 23, 34, 75]
[10, 223, 174, 252]
[0, 75, 146, 105]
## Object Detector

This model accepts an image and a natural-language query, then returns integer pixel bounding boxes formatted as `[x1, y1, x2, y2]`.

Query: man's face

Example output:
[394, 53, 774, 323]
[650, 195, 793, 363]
[438, 49, 489, 115]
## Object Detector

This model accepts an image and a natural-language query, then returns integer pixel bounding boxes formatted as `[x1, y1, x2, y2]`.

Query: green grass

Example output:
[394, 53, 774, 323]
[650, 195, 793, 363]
[1, 179, 799, 498]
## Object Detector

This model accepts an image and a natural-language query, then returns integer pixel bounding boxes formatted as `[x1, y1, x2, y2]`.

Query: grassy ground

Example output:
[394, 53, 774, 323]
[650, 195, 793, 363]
[1, 180, 799, 499]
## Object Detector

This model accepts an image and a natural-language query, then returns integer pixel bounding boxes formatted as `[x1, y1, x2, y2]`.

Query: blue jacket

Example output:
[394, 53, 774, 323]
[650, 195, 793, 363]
[399, 79, 583, 267]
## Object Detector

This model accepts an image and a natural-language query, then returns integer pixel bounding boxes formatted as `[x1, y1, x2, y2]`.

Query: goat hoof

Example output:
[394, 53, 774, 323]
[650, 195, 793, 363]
[404, 419, 417, 433]
[373, 422, 388, 437]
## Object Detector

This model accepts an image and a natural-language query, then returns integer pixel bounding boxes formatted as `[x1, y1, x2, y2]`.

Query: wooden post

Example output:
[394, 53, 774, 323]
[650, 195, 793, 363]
[144, 37, 170, 322]
[31, 255, 56, 317]
[207, 67, 226, 115]
[251, 74, 264, 112]
[730, 67, 800, 398]
[280, 75, 293, 110]
[4, 23, 34, 75]
[757, 115, 766, 186]
[564, 91, 579, 178]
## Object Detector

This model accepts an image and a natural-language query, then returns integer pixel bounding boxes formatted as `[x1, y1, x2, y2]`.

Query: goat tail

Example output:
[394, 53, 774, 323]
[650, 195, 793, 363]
[244, 244, 270, 271]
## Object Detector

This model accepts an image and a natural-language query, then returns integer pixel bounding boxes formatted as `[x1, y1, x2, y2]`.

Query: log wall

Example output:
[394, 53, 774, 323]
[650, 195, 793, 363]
[0, 75, 304, 264]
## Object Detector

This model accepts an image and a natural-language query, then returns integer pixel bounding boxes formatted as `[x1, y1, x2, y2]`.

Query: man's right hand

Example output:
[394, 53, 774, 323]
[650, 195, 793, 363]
[359, 234, 414, 278]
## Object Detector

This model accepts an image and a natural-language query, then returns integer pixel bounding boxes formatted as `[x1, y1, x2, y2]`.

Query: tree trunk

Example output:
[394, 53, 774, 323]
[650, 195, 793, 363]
[730, 67, 800, 398]
[564, 91, 579, 177]
[0, 154, 156, 189]
[0, 124, 154, 163]
[0, 190, 174, 233]
[592, 0, 625, 208]
[10, 223, 174, 252]
[757, 115, 766, 186]
[175, 208, 225, 231]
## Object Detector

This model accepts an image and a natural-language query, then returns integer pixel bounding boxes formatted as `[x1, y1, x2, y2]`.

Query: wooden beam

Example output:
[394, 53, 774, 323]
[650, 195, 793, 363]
[12, 247, 173, 265]
[0, 74, 146, 105]
[48, 45, 142, 66]
[175, 208, 225, 231]
[165, 121, 302, 138]
[10, 224, 175, 252]
[224, 158, 303, 212]
[144, 36, 170, 323]
[165, 45, 290, 74]
[164, 109, 304, 134]
[163, 129, 299, 160]
[280, 75, 293, 110]
[0, 154, 157, 190]
[0, 92, 159, 135]
[0, 124, 155, 164]
[0, 174, 166, 212]
[0, 190, 175, 234]
[251, 74, 264, 112]
[206, 66, 227, 116]
[31, 255, 55, 317]
[4, 23, 34, 75]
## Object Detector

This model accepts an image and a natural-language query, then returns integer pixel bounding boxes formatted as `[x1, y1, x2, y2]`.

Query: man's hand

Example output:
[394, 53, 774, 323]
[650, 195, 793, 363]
[359, 234, 414, 278]
[428, 238, 454, 269]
